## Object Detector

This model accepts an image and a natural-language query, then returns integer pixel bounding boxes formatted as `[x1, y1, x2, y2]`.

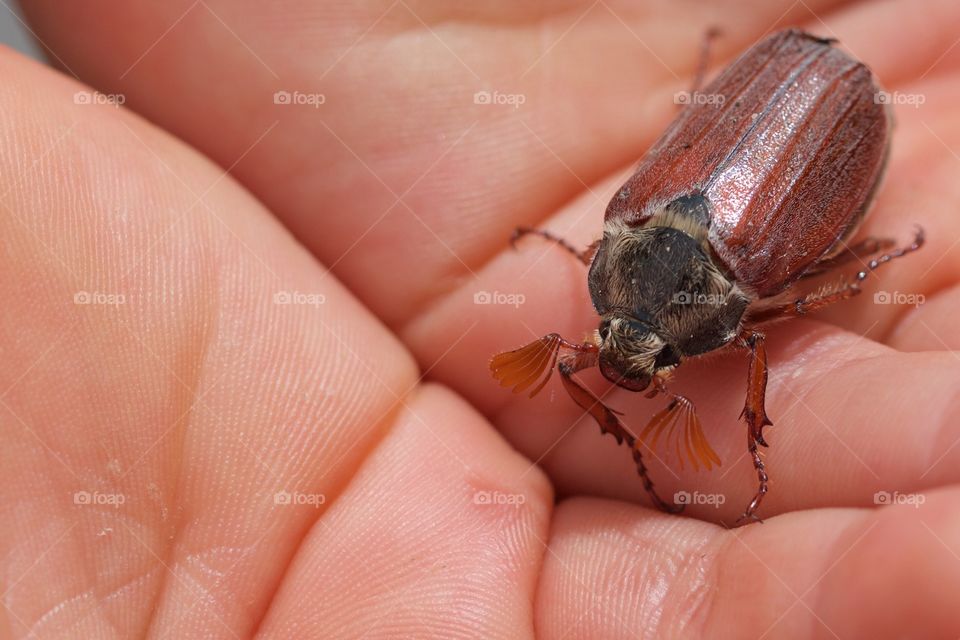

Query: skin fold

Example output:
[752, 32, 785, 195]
[1, 0, 960, 637]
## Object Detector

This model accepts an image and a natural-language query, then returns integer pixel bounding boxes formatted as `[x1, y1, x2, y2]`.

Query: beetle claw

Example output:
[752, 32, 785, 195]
[733, 511, 765, 526]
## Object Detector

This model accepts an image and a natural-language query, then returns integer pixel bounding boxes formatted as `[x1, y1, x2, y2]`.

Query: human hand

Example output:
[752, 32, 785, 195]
[5, 0, 960, 637]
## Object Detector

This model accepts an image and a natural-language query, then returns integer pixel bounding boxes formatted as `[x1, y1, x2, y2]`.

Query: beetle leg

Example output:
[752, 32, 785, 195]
[800, 235, 897, 278]
[735, 330, 771, 525]
[510, 226, 598, 265]
[750, 226, 925, 323]
[689, 27, 721, 96]
[558, 360, 683, 514]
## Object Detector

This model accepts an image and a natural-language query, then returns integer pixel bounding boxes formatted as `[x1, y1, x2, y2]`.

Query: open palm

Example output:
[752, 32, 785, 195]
[3, 0, 960, 637]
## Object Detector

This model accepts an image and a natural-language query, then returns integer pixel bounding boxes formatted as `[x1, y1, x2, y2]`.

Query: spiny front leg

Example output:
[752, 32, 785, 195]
[489, 334, 681, 513]
[736, 331, 772, 525]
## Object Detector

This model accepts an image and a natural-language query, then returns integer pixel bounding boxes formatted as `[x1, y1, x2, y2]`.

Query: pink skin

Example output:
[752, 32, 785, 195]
[3, 0, 960, 637]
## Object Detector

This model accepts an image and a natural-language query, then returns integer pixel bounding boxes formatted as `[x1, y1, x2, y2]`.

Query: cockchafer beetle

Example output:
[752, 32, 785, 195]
[490, 29, 924, 523]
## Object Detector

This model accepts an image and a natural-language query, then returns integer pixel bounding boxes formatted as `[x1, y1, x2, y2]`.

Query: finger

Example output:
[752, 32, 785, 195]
[19, 0, 868, 328]
[257, 384, 551, 639]
[0, 49, 417, 637]
[537, 491, 960, 639]
[885, 282, 960, 351]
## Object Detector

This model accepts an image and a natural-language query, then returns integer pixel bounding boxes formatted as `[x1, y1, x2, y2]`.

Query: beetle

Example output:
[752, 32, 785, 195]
[490, 29, 923, 523]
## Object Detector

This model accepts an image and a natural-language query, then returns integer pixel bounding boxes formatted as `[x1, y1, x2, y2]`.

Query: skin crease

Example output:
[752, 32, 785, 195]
[0, 0, 959, 637]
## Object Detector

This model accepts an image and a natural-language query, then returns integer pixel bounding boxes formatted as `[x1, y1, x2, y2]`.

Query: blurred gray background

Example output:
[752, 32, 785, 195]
[0, 4, 44, 61]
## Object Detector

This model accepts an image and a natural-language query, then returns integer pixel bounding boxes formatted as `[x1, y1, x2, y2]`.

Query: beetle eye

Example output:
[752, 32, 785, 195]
[654, 345, 680, 369]
[598, 322, 610, 341]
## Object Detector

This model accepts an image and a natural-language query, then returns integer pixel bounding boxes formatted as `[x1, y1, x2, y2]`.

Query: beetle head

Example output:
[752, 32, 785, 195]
[588, 212, 752, 390]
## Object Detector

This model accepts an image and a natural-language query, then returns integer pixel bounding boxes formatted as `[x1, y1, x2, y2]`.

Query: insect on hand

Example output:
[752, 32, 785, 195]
[490, 29, 924, 524]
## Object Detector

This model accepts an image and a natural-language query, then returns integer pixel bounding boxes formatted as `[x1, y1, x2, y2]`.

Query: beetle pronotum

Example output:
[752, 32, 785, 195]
[490, 29, 924, 523]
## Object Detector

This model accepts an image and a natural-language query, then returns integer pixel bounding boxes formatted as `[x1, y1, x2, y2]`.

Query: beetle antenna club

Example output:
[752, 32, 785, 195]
[491, 29, 924, 524]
